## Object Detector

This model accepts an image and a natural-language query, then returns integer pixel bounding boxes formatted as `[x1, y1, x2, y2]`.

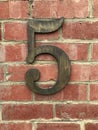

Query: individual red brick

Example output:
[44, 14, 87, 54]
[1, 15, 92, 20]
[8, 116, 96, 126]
[90, 84, 98, 100]
[0, 85, 32, 101]
[71, 64, 90, 81]
[7, 64, 57, 82]
[92, 43, 98, 60]
[85, 123, 98, 130]
[90, 64, 98, 81]
[35, 84, 87, 101]
[4, 23, 27, 41]
[0, 2, 9, 19]
[0, 66, 4, 82]
[37, 43, 88, 61]
[56, 104, 98, 119]
[63, 21, 98, 40]
[37, 123, 80, 130]
[0, 123, 32, 130]
[57, 0, 88, 18]
[0, 1, 29, 19]
[0, 44, 5, 62]
[33, 1, 56, 18]
[9, 1, 29, 18]
[5, 44, 27, 62]
[94, 0, 98, 17]
[2, 104, 53, 120]
[33, 0, 88, 18]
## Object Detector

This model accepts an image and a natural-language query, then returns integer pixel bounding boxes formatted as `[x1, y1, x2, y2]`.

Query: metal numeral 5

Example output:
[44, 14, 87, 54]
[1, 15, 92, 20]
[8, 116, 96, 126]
[25, 18, 71, 95]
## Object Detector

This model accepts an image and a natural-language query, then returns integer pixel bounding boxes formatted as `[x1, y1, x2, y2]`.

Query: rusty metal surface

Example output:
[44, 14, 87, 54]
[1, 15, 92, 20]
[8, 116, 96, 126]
[25, 17, 71, 95]
[28, 17, 64, 33]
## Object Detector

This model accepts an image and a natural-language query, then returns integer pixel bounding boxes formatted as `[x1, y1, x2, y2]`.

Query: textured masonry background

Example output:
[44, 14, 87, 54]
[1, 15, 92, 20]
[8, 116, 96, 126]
[0, 0, 98, 130]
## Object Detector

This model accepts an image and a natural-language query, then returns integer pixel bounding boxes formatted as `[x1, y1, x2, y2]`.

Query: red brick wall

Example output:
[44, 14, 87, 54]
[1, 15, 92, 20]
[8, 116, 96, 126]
[0, 0, 98, 130]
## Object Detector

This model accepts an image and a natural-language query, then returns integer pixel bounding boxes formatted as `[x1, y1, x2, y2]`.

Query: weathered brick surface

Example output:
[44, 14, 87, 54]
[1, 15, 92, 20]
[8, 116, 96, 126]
[4, 22, 59, 41]
[5, 44, 27, 62]
[7, 64, 58, 82]
[36, 31, 59, 41]
[63, 22, 98, 40]
[0, 0, 98, 129]
[6, 63, 98, 83]
[4, 23, 27, 41]
[35, 84, 87, 101]
[9, 1, 29, 19]
[2, 104, 53, 120]
[94, 0, 98, 17]
[0, 123, 32, 130]
[0, 2, 9, 19]
[90, 84, 98, 100]
[33, 0, 88, 18]
[92, 43, 98, 60]
[71, 64, 90, 81]
[37, 43, 89, 61]
[90, 64, 98, 81]
[0, 1, 28, 19]
[56, 104, 98, 119]
[85, 123, 98, 130]
[37, 123, 80, 130]
[0, 66, 4, 82]
[0, 44, 5, 62]
[0, 85, 32, 101]
[4, 42, 89, 62]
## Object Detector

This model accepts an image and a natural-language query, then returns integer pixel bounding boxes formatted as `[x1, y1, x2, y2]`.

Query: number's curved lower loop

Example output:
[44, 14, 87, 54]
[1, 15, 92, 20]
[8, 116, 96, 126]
[25, 45, 70, 95]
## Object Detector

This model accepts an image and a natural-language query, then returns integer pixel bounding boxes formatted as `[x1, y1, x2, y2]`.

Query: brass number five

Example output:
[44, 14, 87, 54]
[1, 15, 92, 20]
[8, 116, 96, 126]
[25, 18, 71, 95]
